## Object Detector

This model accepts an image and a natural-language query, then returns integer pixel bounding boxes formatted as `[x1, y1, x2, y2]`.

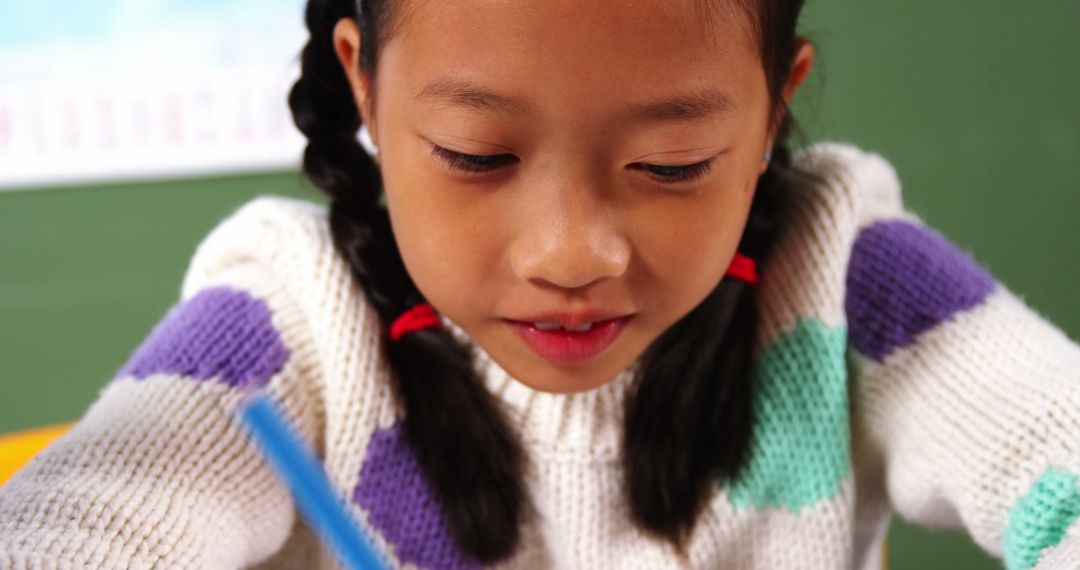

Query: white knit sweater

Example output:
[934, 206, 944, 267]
[2, 143, 1080, 570]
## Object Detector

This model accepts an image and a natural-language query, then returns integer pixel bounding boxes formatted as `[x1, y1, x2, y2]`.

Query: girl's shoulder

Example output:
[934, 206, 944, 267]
[787, 141, 912, 231]
[758, 142, 925, 339]
[180, 195, 332, 300]
[177, 194, 386, 369]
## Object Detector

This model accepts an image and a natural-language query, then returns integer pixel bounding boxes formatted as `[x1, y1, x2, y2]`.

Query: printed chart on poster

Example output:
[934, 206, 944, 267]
[0, 0, 308, 191]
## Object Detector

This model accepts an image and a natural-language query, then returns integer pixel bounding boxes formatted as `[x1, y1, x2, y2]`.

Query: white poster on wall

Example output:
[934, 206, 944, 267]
[0, 0, 308, 191]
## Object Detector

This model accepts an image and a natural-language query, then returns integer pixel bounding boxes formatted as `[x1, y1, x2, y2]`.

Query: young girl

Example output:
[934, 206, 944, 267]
[2, 0, 1078, 569]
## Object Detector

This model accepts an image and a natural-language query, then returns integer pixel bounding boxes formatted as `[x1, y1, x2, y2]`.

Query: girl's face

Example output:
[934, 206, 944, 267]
[336, 0, 810, 393]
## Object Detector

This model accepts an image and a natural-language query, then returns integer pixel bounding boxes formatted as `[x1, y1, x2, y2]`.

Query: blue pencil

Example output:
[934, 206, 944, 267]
[239, 395, 387, 570]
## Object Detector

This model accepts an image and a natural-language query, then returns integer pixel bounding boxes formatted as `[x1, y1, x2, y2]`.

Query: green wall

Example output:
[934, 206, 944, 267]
[2, 1, 1077, 568]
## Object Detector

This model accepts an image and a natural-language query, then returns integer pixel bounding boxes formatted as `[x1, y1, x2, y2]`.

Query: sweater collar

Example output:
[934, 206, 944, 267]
[441, 315, 637, 462]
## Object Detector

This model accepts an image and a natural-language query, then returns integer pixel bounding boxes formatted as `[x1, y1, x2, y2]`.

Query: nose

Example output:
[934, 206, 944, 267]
[509, 185, 631, 291]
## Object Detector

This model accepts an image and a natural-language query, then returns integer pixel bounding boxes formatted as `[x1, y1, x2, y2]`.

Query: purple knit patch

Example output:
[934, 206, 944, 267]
[354, 422, 480, 570]
[115, 286, 289, 388]
[845, 220, 996, 361]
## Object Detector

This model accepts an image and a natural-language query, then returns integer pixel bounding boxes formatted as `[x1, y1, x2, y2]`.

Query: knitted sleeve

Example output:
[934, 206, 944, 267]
[846, 206, 1080, 569]
[0, 202, 327, 568]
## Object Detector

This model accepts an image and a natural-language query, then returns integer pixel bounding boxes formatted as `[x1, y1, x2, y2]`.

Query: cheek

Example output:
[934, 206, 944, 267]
[630, 176, 755, 315]
[382, 171, 505, 320]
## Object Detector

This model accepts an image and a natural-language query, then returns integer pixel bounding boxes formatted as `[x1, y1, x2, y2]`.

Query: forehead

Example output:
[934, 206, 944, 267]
[380, 0, 764, 116]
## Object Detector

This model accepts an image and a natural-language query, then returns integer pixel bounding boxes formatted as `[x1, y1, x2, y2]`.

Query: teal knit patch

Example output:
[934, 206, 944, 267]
[1004, 468, 1080, 570]
[725, 318, 850, 511]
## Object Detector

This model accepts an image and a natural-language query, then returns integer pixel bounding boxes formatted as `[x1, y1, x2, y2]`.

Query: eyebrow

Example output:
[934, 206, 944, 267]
[416, 77, 535, 116]
[415, 77, 736, 122]
[630, 90, 737, 122]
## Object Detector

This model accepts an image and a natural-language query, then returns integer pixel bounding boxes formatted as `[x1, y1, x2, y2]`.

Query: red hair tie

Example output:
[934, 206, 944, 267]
[725, 252, 759, 285]
[388, 303, 442, 341]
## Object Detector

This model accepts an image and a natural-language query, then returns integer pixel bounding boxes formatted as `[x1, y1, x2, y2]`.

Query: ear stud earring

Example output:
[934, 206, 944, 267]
[358, 123, 379, 157]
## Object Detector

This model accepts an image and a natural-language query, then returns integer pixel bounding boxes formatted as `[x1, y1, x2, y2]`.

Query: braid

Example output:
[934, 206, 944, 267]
[622, 126, 793, 549]
[621, 0, 807, 546]
[289, 0, 527, 562]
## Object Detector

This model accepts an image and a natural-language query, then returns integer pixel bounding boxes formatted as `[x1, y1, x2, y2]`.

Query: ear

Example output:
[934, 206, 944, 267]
[782, 39, 815, 106]
[762, 39, 815, 172]
[332, 18, 378, 149]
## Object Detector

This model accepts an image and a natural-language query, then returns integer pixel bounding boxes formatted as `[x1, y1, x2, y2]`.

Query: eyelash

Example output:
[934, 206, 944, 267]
[430, 145, 518, 173]
[429, 145, 716, 183]
[629, 160, 714, 183]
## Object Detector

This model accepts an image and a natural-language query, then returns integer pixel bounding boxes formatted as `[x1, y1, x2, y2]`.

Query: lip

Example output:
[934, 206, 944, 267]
[508, 310, 631, 330]
[506, 315, 633, 367]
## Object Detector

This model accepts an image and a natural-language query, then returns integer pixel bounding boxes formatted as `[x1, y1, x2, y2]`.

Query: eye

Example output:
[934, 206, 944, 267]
[430, 144, 518, 174]
[630, 157, 716, 184]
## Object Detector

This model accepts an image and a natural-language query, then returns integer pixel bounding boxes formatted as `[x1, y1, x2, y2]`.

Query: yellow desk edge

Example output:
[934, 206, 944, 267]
[0, 422, 73, 486]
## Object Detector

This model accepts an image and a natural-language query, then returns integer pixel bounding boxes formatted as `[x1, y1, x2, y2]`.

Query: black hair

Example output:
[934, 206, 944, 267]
[289, 0, 808, 562]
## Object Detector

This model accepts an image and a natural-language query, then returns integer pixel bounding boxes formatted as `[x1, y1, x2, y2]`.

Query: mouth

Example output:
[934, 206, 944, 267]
[504, 315, 633, 367]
